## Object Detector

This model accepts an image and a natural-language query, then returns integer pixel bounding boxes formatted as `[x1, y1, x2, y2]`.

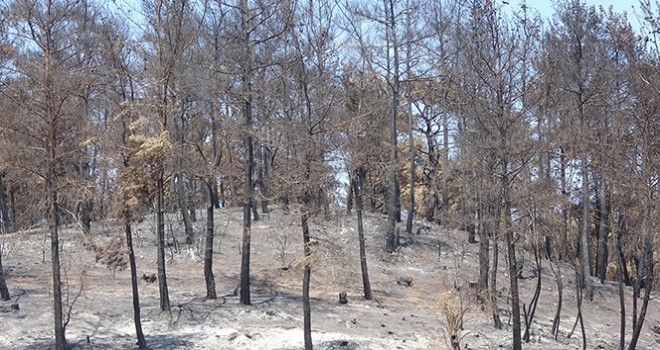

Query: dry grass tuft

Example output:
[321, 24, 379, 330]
[436, 289, 468, 350]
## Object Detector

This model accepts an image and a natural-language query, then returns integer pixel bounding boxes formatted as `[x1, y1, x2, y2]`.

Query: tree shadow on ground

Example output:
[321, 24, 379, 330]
[23, 333, 195, 350]
[274, 339, 370, 350]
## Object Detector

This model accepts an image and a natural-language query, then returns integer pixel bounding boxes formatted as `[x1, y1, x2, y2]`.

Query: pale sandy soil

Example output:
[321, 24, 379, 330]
[1, 206, 659, 349]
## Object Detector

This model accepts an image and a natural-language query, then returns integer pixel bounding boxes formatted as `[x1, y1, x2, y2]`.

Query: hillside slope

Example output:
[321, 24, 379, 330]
[1, 207, 658, 349]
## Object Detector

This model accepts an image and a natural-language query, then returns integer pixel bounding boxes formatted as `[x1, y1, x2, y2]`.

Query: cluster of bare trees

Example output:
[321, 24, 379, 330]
[0, 0, 659, 349]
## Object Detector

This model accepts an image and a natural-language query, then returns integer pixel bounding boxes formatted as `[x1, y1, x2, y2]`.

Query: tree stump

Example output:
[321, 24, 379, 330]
[339, 292, 348, 304]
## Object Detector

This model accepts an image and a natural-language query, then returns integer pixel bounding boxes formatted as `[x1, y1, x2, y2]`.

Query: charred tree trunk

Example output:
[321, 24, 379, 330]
[577, 89, 594, 301]
[188, 179, 197, 222]
[523, 243, 542, 342]
[204, 182, 217, 300]
[579, 158, 593, 301]
[502, 159, 521, 350]
[9, 188, 15, 229]
[442, 99, 449, 225]
[240, 131, 253, 305]
[260, 144, 271, 214]
[406, 109, 414, 236]
[490, 202, 502, 330]
[616, 212, 631, 286]
[81, 199, 92, 236]
[156, 176, 170, 311]
[550, 245, 563, 339]
[125, 222, 147, 349]
[568, 268, 587, 350]
[78, 162, 93, 236]
[596, 176, 608, 283]
[225, 138, 238, 207]
[177, 175, 194, 245]
[346, 175, 354, 216]
[613, 215, 625, 350]
[385, 0, 400, 253]
[0, 173, 9, 233]
[560, 147, 568, 261]
[48, 176, 65, 350]
[629, 214, 654, 350]
[302, 202, 313, 350]
[0, 249, 10, 301]
[239, 0, 254, 306]
[354, 168, 372, 300]
[428, 142, 439, 224]
[477, 196, 489, 295]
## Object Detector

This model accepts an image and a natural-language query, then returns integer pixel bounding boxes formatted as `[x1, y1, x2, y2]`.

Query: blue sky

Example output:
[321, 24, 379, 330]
[511, 0, 641, 29]
[514, 0, 635, 17]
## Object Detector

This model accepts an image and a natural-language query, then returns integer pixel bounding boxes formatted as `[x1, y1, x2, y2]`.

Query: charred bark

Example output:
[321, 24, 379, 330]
[239, 0, 254, 306]
[502, 161, 521, 350]
[156, 177, 170, 311]
[595, 176, 609, 283]
[177, 175, 194, 245]
[125, 222, 147, 349]
[613, 217, 625, 350]
[477, 197, 489, 295]
[353, 168, 372, 300]
[48, 177, 66, 350]
[0, 249, 10, 301]
[302, 207, 313, 350]
[629, 221, 654, 350]
[0, 173, 8, 233]
[204, 182, 217, 300]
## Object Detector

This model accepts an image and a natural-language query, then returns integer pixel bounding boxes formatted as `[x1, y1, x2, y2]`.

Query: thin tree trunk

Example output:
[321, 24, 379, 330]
[442, 97, 449, 225]
[613, 215, 625, 350]
[9, 188, 15, 229]
[156, 176, 170, 311]
[48, 180, 66, 350]
[177, 175, 194, 245]
[523, 243, 542, 342]
[385, 168, 398, 253]
[225, 139, 238, 208]
[81, 199, 92, 236]
[406, 107, 414, 236]
[490, 201, 502, 329]
[240, 152, 252, 305]
[569, 268, 587, 350]
[478, 196, 489, 296]
[239, 0, 253, 306]
[385, 0, 401, 250]
[211, 108, 222, 209]
[125, 222, 147, 349]
[252, 197, 260, 221]
[346, 174, 354, 216]
[577, 88, 594, 301]
[502, 160, 521, 350]
[550, 251, 563, 339]
[0, 249, 10, 301]
[560, 148, 568, 261]
[628, 214, 654, 350]
[260, 144, 270, 214]
[205, 182, 217, 300]
[580, 156, 593, 301]
[616, 212, 630, 285]
[188, 179, 197, 222]
[596, 175, 608, 283]
[354, 168, 372, 300]
[301, 208, 313, 350]
[0, 173, 8, 233]
[550, 203, 563, 339]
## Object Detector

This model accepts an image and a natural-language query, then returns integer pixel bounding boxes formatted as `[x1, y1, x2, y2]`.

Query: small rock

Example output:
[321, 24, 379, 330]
[397, 277, 414, 287]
